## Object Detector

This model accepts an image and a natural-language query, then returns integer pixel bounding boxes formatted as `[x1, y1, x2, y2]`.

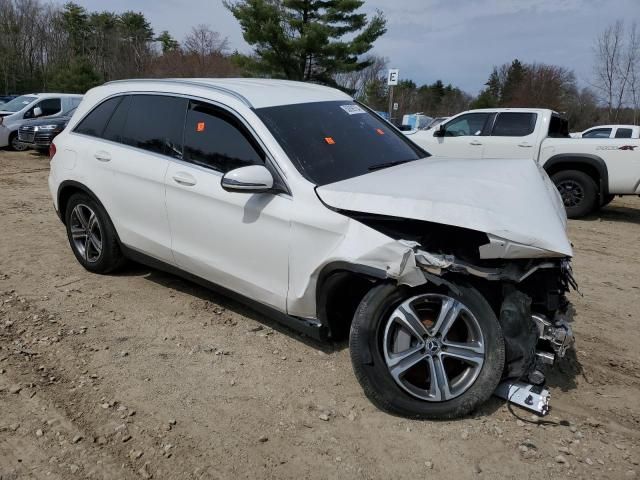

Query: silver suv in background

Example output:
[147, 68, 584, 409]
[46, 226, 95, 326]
[0, 93, 83, 150]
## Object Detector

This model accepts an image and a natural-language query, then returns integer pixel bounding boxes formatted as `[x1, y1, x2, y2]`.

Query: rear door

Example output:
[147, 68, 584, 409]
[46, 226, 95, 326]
[424, 112, 492, 158]
[72, 94, 186, 263]
[481, 112, 539, 159]
[164, 99, 291, 311]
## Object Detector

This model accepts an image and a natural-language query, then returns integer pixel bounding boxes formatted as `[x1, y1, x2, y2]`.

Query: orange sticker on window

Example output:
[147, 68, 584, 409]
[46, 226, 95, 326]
[376, 128, 385, 135]
[324, 137, 336, 145]
[196, 122, 205, 132]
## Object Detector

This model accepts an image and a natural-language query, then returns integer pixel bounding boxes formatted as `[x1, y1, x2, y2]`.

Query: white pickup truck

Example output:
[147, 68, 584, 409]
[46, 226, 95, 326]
[406, 108, 640, 218]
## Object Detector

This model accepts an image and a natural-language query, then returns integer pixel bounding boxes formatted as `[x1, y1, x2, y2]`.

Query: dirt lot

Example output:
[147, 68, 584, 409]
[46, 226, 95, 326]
[0, 150, 639, 480]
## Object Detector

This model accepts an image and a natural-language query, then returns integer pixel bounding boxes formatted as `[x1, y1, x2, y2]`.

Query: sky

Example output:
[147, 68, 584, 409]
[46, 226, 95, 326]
[56, 0, 639, 94]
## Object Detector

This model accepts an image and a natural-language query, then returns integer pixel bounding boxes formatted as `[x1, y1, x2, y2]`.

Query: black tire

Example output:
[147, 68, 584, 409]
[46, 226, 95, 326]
[551, 170, 598, 218]
[64, 193, 125, 274]
[9, 132, 28, 151]
[349, 283, 505, 419]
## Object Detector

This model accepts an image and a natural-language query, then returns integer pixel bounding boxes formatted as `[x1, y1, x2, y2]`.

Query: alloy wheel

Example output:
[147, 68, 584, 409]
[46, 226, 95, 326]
[70, 204, 103, 263]
[382, 294, 485, 402]
[557, 179, 584, 207]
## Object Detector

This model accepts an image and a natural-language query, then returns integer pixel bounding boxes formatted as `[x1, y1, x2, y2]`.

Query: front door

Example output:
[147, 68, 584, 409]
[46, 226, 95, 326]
[165, 99, 291, 311]
[425, 112, 491, 158]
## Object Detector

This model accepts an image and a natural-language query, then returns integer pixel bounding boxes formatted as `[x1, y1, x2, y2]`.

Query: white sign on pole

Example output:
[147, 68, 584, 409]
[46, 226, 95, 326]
[393, 102, 399, 111]
[387, 69, 399, 86]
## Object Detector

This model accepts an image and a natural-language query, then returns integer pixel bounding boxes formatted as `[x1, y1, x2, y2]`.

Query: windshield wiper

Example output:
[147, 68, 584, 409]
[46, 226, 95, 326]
[368, 159, 412, 171]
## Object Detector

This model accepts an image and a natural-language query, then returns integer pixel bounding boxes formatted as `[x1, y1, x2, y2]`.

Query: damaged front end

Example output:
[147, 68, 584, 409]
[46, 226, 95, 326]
[345, 213, 577, 415]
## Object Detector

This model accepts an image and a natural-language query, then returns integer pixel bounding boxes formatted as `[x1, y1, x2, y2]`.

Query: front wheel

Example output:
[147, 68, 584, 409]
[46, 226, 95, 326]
[349, 283, 505, 419]
[9, 132, 28, 151]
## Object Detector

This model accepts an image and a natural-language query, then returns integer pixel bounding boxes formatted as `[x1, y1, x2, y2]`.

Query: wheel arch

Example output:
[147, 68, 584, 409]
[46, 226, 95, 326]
[315, 262, 387, 340]
[57, 181, 111, 227]
[543, 154, 609, 201]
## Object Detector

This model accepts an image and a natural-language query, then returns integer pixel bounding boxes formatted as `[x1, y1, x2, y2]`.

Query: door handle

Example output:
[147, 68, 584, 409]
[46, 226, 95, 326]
[172, 172, 197, 186]
[518, 142, 533, 147]
[469, 140, 482, 146]
[94, 150, 111, 162]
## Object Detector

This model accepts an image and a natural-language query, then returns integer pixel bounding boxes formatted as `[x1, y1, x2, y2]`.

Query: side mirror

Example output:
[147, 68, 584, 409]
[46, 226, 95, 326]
[221, 165, 274, 193]
[433, 124, 446, 137]
[33, 106, 43, 117]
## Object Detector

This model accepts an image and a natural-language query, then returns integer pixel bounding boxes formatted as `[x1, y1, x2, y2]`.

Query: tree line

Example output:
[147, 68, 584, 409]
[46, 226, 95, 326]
[0, 0, 637, 130]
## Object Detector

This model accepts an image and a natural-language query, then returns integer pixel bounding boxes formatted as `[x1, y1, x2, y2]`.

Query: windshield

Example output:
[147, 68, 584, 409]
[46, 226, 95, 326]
[256, 101, 427, 185]
[1, 95, 37, 113]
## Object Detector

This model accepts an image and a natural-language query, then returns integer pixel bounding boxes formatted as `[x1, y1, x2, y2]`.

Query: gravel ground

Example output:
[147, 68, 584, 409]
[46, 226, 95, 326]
[1, 149, 639, 480]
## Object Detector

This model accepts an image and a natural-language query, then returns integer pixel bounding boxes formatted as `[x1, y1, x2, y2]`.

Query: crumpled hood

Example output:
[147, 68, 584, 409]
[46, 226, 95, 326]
[316, 156, 572, 257]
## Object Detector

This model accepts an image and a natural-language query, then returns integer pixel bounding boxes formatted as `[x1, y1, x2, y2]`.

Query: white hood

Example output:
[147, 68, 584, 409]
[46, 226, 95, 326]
[316, 157, 572, 257]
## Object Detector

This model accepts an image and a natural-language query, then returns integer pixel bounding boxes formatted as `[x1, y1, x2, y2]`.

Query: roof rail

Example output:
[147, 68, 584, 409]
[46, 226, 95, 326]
[103, 78, 254, 108]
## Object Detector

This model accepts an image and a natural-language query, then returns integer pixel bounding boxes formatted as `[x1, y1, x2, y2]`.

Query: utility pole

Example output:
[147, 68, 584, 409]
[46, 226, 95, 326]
[387, 68, 399, 122]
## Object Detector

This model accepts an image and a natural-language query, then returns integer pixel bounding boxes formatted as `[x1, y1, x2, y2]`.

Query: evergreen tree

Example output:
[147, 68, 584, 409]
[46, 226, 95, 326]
[501, 58, 526, 105]
[224, 0, 386, 85]
[156, 31, 180, 53]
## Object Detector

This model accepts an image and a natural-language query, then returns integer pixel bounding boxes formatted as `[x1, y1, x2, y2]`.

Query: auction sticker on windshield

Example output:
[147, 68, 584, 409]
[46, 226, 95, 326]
[340, 104, 366, 115]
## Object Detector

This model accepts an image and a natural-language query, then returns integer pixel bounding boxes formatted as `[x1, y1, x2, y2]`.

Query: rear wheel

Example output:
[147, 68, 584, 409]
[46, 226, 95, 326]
[64, 193, 124, 274]
[349, 283, 505, 419]
[551, 170, 598, 218]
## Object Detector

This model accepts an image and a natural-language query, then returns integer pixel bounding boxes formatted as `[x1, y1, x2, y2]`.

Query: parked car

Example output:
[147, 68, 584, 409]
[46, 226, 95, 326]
[0, 93, 83, 150]
[407, 108, 640, 217]
[571, 124, 639, 139]
[18, 107, 77, 153]
[49, 79, 575, 419]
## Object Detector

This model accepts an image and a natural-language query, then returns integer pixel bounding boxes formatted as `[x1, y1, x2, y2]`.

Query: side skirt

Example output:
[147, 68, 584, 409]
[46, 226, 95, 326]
[120, 245, 329, 341]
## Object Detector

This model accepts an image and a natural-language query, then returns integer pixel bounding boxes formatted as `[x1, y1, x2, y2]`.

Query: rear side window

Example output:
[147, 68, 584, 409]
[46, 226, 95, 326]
[121, 95, 187, 159]
[492, 113, 537, 136]
[183, 100, 264, 173]
[37, 98, 62, 116]
[102, 96, 132, 143]
[74, 97, 123, 137]
[615, 128, 633, 138]
[583, 128, 612, 138]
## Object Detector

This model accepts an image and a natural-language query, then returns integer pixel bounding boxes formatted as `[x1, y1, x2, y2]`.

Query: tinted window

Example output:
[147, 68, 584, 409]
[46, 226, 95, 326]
[442, 113, 490, 137]
[183, 100, 264, 172]
[548, 115, 569, 138]
[102, 96, 132, 143]
[74, 96, 122, 137]
[583, 128, 612, 138]
[492, 112, 537, 136]
[615, 128, 633, 138]
[256, 101, 426, 185]
[121, 95, 187, 159]
[37, 98, 62, 116]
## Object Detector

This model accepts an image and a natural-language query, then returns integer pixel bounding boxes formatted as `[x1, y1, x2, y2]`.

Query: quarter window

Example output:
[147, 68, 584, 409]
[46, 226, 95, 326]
[183, 100, 264, 173]
[74, 96, 123, 138]
[442, 113, 490, 137]
[120, 95, 187, 159]
[583, 128, 612, 139]
[615, 128, 633, 138]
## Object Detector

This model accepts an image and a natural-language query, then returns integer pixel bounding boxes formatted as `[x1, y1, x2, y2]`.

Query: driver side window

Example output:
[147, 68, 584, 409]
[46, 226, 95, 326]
[26, 98, 62, 118]
[442, 113, 490, 137]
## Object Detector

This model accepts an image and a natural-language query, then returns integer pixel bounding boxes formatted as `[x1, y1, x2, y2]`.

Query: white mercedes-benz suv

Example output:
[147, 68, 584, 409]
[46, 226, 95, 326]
[49, 78, 576, 419]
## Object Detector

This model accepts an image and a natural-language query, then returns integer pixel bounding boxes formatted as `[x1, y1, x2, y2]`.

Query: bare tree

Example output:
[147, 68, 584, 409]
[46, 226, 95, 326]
[334, 55, 388, 100]
[593, 20, 638, 122]
[184, 25, 228, 57]
[626, 23, 639, 124]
